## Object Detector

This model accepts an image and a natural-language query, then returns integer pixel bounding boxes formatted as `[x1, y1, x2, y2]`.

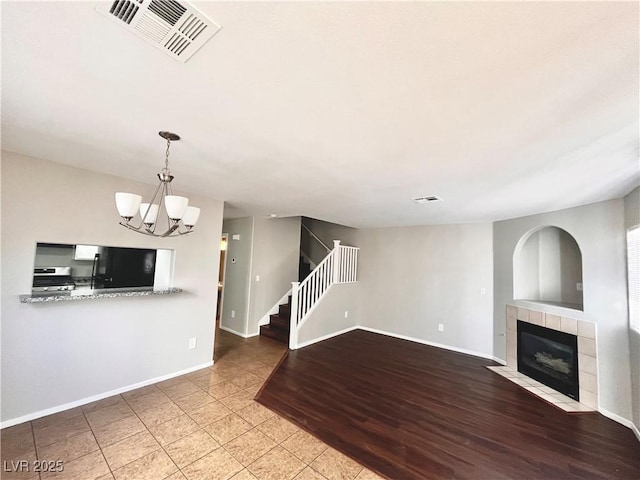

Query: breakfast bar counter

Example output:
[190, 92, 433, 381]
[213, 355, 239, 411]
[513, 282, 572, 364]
[19, 287, 182, 303]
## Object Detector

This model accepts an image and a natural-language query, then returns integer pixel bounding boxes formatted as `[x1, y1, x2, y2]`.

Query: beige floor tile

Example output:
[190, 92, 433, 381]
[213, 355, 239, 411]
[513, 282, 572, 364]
[137, 401, 184, 428]
[125, 389, 171, 412]
[92, 415, 147, 448]
[207, 381, 243, 400]
[38, 430, 99, 464]
[229, 373, 262, 390]
[310, 448, 363, 480]
[181, 448, 243, 480]
[243, 384, 262, 397]
[223, 430, 276, 467]
[247, 445, 305, 480]
[255, 415, 299, 444]
[164, 472, 188, 480]
[33, 408, 84, 430]
[252, 365, 275, 380]
[147, 414, 200, 446]
[230, 470, 259, 480]
[204, 414, 253, 445]
[81, 395, 127, 415]
[188, 401, 233, 426]
[235, 403, 275, 427]
[112, 449, 177, 480]
[354, 469, 385, 479]
[97, 474, 115, 480]
[293, 467, 327, 480]
[173, 391, 217, 413]
[40, 450, 110, 480]
[158, 381, 201, 400]
[156, 377, 188, 390]
[1, 423, 35, 458]
[281, 431, 328, 464]
[33, 414, 91, 449]
[0, 455, 39, 480]
[219, 391, 255, 413]
[191, 373, 229, 391]
[121, 385, 160, 401]
[84, 402, 135, 430]
[185, 368, 214, 381]
[164, 429, 220, 468]
[101, 430, 160, 471]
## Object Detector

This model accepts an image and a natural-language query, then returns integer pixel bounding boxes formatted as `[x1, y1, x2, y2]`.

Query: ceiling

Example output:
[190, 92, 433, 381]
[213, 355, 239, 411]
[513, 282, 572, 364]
[2, 1, 638, 228]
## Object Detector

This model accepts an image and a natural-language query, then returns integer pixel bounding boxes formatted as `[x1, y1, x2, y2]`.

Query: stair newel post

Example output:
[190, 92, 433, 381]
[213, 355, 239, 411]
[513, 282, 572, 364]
[289, 282, 300, 350]
[332, 240, 341, 284]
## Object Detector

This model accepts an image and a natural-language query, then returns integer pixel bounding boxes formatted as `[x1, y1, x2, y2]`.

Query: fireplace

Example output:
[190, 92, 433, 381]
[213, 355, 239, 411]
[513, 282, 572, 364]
[517, 320, 579, 400]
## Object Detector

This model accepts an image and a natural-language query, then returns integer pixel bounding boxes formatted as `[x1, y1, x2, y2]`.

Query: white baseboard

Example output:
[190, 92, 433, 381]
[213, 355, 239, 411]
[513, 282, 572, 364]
[218, 325, 258, 338]
[358, 326, 499, 363]
[599, 407, 640, 443]
[296, 326, 359, 349]
[0, 361, 213, 429]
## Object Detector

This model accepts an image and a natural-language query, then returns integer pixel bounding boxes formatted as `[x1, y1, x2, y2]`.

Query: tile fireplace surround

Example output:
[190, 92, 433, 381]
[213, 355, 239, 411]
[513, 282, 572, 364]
[488, 305, 598, 413]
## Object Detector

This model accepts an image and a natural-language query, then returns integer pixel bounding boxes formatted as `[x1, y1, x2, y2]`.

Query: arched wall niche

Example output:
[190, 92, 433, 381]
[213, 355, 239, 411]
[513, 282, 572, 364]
[513, 225, 583, 311]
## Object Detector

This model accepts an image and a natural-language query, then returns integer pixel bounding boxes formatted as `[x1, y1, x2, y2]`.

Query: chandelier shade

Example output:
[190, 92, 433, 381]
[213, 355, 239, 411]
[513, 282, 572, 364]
[115, 132, 200, 237]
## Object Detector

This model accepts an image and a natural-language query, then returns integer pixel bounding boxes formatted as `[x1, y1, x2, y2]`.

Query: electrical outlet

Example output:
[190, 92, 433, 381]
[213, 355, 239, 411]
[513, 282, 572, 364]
[438, 323, 444, 332]
[480, 287, 486, 295]
[256, 275, 260, 282]
[576, 282, 583, 291]
[188, 337, 197, 349]
[344, 310, 349, 318]
[231, 310, 236, 318]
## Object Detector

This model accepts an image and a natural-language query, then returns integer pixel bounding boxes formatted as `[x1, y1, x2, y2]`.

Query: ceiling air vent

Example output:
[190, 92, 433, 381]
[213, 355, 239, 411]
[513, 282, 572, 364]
[411, 195, 443, 204]
[96, 0, 221, 63]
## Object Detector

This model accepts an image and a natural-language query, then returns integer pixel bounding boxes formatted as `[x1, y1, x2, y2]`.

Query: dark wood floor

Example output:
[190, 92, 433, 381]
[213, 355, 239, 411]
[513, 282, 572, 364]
[256, 330, 640, 480]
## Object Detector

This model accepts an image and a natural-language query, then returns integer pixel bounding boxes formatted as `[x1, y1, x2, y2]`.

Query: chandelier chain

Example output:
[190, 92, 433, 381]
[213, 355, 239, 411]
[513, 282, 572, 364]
[164, 138, 171, 171]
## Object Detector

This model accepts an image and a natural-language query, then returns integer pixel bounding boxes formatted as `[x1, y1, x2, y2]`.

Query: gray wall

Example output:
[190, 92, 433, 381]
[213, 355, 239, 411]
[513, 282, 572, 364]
[297, 283, 359, 346]
[1, 151, 223, 425]
[624, 187, 640, 432]
[302, 217, 358, 265]
[493, 199, 632, 420]
[355, 223, 494, 357]
[220, 217, 253, 336]
[247, 217, 301, 335]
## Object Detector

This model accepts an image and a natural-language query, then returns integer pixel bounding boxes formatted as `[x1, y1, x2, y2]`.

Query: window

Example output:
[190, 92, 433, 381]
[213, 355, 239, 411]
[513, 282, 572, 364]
[628, 226, 640, 331]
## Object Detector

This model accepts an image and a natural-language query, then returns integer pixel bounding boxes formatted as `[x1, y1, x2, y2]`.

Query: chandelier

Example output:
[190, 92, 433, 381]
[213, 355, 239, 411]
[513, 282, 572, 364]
[115, 131, 200, 237]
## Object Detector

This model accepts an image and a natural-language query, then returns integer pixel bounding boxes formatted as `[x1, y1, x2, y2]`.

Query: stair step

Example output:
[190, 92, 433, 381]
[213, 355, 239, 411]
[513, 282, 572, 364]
[269, 314, 289, 331]
[278, 303, 291, 317]
[260, 324, 289, 344]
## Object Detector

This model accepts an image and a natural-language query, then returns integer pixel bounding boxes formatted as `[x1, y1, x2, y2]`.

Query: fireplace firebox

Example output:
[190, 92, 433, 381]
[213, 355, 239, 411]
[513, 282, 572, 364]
[517, 320, 579, 400]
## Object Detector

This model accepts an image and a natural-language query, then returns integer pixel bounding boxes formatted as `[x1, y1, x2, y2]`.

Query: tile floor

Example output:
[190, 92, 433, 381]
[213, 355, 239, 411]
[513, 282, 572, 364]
[486, 365, 595, 412]
[1, 330, 383, 480]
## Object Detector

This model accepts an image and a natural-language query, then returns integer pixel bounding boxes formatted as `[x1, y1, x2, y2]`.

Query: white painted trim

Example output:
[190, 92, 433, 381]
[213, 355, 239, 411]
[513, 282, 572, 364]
[358, 326, 498, 362]
[599, 408, 640, 443]
[297, 326, 359, 349]
[219, 325, 258, 338]
[258, 289, 292, 327]
[0, 361, 213, 429]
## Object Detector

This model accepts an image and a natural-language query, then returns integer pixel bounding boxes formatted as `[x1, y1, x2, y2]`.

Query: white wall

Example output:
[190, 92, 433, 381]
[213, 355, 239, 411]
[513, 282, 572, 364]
[247, 216, 301, 336]
[1, 151, 223, 425]
[624, 187, 640, 432]
[355, 223, 494, 358]
[296, 283, 359, 347]
[493, 199, 632, 421]
[220, 217, 253, 336]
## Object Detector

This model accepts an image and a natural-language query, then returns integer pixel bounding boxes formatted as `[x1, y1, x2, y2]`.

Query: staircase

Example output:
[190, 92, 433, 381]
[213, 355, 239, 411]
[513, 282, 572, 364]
[259, 295, 291, 344]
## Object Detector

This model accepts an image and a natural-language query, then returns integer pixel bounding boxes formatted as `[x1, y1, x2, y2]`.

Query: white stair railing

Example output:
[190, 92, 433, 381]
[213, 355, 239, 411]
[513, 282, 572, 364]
[289, 240, 358, 349]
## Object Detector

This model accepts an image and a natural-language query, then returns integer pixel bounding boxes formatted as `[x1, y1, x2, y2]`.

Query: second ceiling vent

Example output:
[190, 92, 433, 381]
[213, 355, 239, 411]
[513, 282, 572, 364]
[96, 0, 221, 63]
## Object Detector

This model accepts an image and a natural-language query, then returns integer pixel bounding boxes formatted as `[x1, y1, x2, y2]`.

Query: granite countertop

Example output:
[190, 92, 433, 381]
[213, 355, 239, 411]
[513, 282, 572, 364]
[20, 287, 182, 303]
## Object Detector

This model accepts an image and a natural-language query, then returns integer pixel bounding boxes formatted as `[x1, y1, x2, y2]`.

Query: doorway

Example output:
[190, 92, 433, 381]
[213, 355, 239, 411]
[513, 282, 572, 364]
[217, 234, 228, 324]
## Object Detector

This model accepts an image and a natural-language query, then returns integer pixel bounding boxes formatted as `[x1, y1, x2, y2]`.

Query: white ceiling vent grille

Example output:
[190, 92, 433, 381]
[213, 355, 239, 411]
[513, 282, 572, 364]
[411, 195, 443, 204]
[97, 0, 221, 63]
